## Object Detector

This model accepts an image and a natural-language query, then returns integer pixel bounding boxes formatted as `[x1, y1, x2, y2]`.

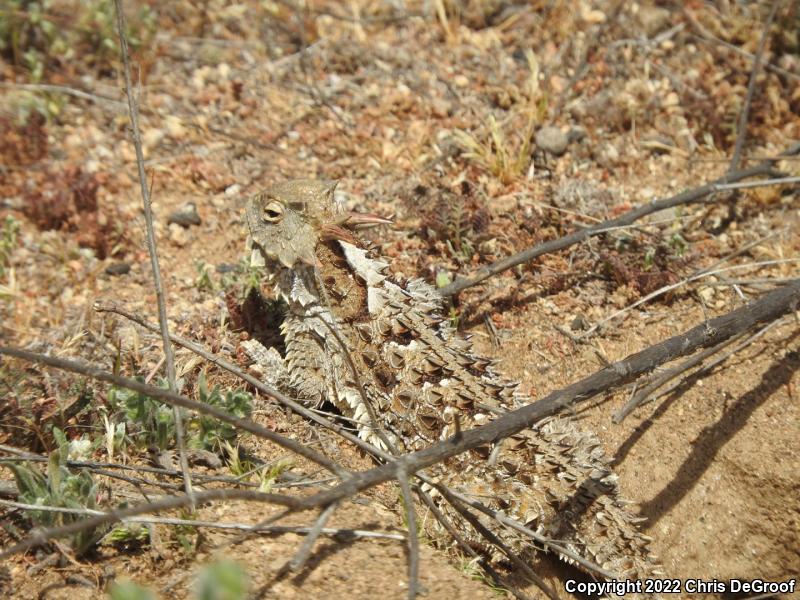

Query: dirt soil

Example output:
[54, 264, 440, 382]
[1, 1, 799, 599]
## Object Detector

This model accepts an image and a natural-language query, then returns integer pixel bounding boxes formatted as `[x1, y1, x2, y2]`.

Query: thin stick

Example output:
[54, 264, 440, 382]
[729, 0, 779, 172]
[287, 279, 800, 513]
[0, 347, 348, 478]
[0, 501, 402, 540]
[433, 481, 614, 580]
[437, 489, 559, 600]
[642, 318, 784, 407]
[0, 488, 299, 560]
[613, 333, 746, 423]
[112, 0, 193, 506]
[284, 501, 339, 572]
[0, 82, 125, 109]
[439, 142, 800, 296]
[579, 257, 799, 340]
[416, 490, 532, 600]
[0, 445, 260, 487]
[397, 467, 420, 600]
[714, 176, 800, 190]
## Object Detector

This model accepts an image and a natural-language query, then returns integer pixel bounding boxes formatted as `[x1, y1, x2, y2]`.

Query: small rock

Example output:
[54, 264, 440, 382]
[431, 97, 452, 118]
[640, 133, 675, 154]
[637, 6, 671, 38]
[105, 262, 131, 276]
[187, 449, 223, 469]
[567, 126, 587, 143]
[167, 202, 201, 227]
[570, 315, 589, 331]
[216, 263, 241, 274]
[535, 126, 569, 156]
[582, 8, 606, 24]
[168, 222, 189, 247]
[164, 115, 186, 140]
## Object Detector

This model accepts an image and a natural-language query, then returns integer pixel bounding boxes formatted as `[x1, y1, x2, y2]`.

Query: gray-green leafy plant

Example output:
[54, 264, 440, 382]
[2, 427, 100, 554]
[109, 376, 253, 451]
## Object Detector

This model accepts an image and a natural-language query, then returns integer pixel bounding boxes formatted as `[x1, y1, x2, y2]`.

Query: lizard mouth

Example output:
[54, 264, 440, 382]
[319, 211, 393, 245]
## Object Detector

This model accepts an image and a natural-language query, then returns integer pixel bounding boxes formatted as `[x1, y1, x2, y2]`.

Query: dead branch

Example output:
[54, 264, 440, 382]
[439, 142, 800, 297]
[0, 488, 299, 560]
[416, 490, 534, 600]
[612, 319, 783, 423]
[282, 501, 339, 573]
[292, 279, 800, 510]
[613, 332, 747, 423]
[112, 0, 193, 504]
[0, 444, 265, 488]
[0, 347, 348, 478]
[729, 1, 779, 172]
[397, 467, 421, 600]
[436, 486, 560, 599]
[0, 501, 402, 541]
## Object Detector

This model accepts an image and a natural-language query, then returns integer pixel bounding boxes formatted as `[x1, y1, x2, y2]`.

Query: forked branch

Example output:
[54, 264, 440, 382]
[439, 142, 800, 297]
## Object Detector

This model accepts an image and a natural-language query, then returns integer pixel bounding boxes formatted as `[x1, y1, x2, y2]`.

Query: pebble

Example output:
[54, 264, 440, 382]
[535, 126, 569, 156]
[641, 133, 675, 154]
[187, 449, 223, 469]
[168, 222, 189, 247]
[568, 126, 587, 143]
[637, 6, 672, 38]
[105, 262, 131, 276]
[167, 202, 201, 227]
[431, 97, 452, 118]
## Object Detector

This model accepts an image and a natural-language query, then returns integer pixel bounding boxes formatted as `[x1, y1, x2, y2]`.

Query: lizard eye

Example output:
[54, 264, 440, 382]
[262, 200, 284, 223]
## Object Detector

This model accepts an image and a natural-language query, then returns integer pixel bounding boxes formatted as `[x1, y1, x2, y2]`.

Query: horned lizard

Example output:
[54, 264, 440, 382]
[243, 180, 661, 588]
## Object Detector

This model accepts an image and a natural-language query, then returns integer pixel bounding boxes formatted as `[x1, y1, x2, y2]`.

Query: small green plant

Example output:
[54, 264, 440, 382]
[2, 427, 100, 554]
[0, 215, 20, 279]
[109, 377, 179, 450]
[109, 560, 249, 600]
[219, 257, 267, 299]
[669, 233, 688, 257]
[195, 560, 249, 600]
[102, 522, 150, 547]
[195, 260, 214, 291]
[190, 376, 253, 450]
[108, 581, 157, 600]
[257, 457, 294, 493]
[0, 0, 156, 82]
[109, 376, 253, 451]
[643, 246, 656, 270]
[452, 115, 535, 185]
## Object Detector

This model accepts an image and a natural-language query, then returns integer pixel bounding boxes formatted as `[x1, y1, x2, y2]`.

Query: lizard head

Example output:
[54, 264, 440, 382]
[246, 179, 391, 268]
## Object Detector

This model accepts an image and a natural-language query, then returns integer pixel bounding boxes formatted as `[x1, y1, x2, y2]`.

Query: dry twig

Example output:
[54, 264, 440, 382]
[283, 501, 339, 573]
[0, 488, 299, 560]
[288, 279, 800, 513]
[439, 142, 800, 297]
[0, 347, 348, 478]
[729, 0, 780, 172]
[112, 0, 193, 505]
